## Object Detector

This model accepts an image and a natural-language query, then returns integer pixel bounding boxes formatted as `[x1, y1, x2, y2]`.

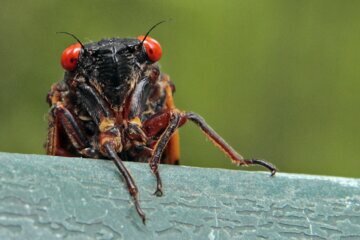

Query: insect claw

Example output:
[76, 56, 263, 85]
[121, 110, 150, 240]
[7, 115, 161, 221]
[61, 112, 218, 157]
[141, 215, 146, 225]
[153, 188, 163, 197]
[134, 198, 146, 224]
[246, 159, 277, 176]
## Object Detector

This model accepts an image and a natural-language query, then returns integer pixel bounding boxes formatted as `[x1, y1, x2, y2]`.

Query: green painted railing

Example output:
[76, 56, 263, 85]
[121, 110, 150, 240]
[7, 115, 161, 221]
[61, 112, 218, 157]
[0, 152, 359, 239]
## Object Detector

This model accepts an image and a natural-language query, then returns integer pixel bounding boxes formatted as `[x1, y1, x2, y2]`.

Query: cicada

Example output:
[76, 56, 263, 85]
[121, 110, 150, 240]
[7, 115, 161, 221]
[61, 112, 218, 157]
[46, 23, 276, 223]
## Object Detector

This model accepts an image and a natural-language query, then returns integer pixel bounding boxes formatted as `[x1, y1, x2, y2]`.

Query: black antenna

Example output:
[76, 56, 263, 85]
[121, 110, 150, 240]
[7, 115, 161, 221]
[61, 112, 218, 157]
[56, 31, 85, 49]
[140, 20, 168, 45]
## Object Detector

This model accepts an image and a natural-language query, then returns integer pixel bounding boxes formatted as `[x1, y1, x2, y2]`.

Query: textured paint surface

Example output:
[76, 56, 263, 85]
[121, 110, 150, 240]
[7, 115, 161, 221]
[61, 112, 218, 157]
[0, 152, 359, 240]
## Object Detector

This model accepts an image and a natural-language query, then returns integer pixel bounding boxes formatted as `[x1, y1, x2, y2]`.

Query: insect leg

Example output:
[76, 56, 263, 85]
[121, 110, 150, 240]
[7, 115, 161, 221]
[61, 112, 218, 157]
[103, 143, 146, 224]
[77, 83, 113, 125]
[185, 112, 276, 176]
[164, 130, 180, 165]
[46, 103, 98, 157]
[127, 77, 152, 120]
[148, 111, 181, 196]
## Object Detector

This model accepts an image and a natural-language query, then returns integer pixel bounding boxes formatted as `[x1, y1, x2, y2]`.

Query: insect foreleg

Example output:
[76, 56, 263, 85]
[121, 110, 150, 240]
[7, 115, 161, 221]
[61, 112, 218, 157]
[128, 77, 152, 120]
[103, 143, 146, 224]
[46, 103, 98, 157]
[76, 83, 113, 124]
[147, 110, 181, 196]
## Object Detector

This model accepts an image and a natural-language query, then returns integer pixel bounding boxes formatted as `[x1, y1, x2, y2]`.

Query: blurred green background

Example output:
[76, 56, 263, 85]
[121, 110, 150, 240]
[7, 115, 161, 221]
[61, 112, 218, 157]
[0, 0, 359, 178]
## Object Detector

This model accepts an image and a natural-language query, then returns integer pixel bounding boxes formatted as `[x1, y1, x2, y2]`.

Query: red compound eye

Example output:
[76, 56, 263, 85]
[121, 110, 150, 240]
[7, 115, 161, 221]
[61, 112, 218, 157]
[137, 35, 162, 62]
[60, 43, 82, 71]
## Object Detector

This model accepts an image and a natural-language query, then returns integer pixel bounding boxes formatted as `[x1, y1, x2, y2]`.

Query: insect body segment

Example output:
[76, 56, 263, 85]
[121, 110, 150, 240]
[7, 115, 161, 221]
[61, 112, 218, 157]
[46, 33, 276, 224]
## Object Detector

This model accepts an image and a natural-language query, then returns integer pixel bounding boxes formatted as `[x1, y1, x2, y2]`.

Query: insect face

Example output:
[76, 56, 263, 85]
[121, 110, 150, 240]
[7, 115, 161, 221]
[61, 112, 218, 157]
[60, 37, 162, 107]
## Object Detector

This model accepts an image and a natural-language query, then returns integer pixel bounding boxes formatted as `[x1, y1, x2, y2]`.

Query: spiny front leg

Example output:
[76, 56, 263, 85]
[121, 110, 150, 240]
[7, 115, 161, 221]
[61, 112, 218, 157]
[46, 102, 98, 157]
[103, 142, 146, 224]
[146, 111, 182, 196]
